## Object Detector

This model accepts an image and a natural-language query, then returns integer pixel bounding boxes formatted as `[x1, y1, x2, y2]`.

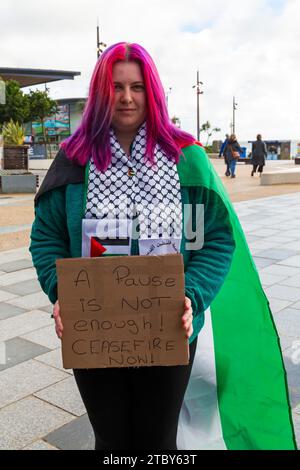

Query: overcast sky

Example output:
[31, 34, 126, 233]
[1, 0, 299, 141]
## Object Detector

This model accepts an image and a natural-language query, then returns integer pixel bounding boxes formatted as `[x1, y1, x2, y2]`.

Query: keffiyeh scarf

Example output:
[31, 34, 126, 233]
[82, 123, 183, 256]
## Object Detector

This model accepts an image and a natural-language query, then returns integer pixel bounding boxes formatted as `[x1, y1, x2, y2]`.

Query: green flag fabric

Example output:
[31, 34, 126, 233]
[177, 144, 297, 450]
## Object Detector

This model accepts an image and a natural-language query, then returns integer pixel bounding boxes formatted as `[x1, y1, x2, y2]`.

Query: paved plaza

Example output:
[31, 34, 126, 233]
[0, 189, 300, 449]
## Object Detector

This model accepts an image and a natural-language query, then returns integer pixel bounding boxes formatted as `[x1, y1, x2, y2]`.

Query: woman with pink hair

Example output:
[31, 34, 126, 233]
[30, 42, 236, 450]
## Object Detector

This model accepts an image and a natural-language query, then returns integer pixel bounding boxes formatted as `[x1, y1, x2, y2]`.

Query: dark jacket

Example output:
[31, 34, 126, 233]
[251, 140, 267, 166]
[223, 140, 242, 163]
[219, 139, 228, 157]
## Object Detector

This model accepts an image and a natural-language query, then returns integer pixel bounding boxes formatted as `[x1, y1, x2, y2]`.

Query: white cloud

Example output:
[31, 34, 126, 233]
[0, 0, 299, 141]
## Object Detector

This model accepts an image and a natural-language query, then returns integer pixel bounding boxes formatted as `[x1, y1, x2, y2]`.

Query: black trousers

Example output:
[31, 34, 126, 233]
[73, 338, 197, 450]
[252, 164, 264, 173]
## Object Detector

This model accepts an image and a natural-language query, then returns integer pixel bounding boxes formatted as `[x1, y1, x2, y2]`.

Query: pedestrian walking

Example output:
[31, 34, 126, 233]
[222, 134, 242, 178]
[219, 134, 230, 175]
[251, 134, 267, 176]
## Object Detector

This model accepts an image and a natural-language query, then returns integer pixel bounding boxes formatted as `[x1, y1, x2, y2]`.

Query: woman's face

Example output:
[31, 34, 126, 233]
[111, 61, 147, 134]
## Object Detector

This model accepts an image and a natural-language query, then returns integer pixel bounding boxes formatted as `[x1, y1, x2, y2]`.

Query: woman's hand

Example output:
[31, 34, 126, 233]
[182, 297, 193, 339]
[53, 300, 63, 339]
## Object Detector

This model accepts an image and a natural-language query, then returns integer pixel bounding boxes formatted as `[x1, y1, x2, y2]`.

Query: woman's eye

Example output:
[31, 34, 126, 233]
[114, 84, 122, 91]
[132, 85, 144, 91]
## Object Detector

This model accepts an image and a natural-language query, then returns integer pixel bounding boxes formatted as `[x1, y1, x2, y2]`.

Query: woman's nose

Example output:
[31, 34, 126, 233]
[120, 87, 133, 104]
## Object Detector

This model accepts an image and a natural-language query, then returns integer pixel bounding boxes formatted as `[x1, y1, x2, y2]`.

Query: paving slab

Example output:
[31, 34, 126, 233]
[35, 348, 72, 375]
[0, 337, 50, 372]
[0, 225, 32, 235]
[240, 223, 265, 233]
[0, 290, 18, 303]
[1, 278, 41, 296]
[23, 439, 59, 450]
[0, 247, 31, 263]
[268, 298, 293, 314]
[258, 272, 289, 287]
[0, 259, 33, 273]
[0, 268, 37, 287]
[7, 291, 51, 310]
[281, 275, 300, 288]
[260, 264, 300, 278]
[0, 302, 26, 320]
[273, 308, 300, 338]
[253, 257, 276, 269]
[268, 236, 300, 244]
[0, 310, 53, 342]
[21, 324, 62, 350]
[291, 414, 300, 449]
[0, 397, 74, 450]
[34, 376, 86, 417]
[244, 234, 261, 242]
[278, 335, 296, 352]
[254, 249, 299, 261]
[278, 255, 300, 268]
[250, 228, 281, 237]
[40, 304, 53, 314]
[44, 413, 94, 450]
[265, 285, 300, 302]
[0, 359, 69, 409]
[282, 356, 300, 408]
[247, 241, 280, 252]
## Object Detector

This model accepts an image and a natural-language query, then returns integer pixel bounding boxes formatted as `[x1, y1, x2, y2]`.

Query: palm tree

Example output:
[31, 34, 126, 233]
[200, 121, 221, 146]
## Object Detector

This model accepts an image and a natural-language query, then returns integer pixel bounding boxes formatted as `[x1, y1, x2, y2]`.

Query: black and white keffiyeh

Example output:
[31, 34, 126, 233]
[83, 123, 183, 256]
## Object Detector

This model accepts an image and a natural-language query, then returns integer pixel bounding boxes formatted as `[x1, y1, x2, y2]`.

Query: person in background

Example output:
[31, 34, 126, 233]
[222, 134, 242, 178]
[251, 134, 267, 176]
[219, 134, 230, 176]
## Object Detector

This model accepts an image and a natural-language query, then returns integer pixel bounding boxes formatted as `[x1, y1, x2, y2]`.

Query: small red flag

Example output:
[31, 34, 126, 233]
[90, 237, 107, 257]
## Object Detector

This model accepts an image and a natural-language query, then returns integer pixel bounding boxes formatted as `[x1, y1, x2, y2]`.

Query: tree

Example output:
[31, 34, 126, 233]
[28, 89, 58, 158]
[0, 80, 30, 128]
[200, 120, 221, 146]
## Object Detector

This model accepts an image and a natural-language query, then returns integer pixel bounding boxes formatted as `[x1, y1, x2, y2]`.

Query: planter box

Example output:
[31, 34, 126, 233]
[3, 145, 29, 170]
[0, 172, 37, 193]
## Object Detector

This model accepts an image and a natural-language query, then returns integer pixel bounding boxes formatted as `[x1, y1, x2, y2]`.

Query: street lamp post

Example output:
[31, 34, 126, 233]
[96, 20, 107, 59]
[193, 71, 203, 141]
[233, 96, 238, 135]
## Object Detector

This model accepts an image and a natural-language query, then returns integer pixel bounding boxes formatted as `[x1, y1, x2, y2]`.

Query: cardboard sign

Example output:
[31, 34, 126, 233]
[56, 254, 189, 369]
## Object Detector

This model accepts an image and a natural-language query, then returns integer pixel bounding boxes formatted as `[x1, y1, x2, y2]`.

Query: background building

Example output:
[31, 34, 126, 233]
[0, 67, 82, 158]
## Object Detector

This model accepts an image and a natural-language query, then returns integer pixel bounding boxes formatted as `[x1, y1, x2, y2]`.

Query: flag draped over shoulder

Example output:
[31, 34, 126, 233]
[177, 144, 297, 450]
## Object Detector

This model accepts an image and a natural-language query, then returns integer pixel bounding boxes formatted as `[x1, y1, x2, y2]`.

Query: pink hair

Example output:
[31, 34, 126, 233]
[61, 42, 195, 171]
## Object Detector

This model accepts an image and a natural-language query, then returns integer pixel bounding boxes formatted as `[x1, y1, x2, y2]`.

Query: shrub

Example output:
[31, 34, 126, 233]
[2, 119, 25, 145]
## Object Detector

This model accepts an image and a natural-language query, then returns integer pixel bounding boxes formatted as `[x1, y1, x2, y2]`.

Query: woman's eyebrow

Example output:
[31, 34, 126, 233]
[113, 81, 144, 84]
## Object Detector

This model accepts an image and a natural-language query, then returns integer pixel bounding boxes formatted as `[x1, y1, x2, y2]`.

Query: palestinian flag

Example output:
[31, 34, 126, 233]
[82, 219, 131, 257]
[90, 236, 130, 257]
[177, 144, 297, 450]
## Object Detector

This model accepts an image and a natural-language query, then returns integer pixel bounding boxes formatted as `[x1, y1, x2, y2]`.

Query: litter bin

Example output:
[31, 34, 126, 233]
[240, 147, 247, 159]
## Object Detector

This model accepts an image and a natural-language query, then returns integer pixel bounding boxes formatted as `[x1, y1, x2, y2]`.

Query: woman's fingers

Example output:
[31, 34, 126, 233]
[182, 309, 193, 322]
[53, 301, 63, 339]
[53, 300, 60, 318]
[182, 296, 193, 338]
[184, 323, 194, 339]
[55, 320, 63, 339]
[186, 324, 194, 338]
